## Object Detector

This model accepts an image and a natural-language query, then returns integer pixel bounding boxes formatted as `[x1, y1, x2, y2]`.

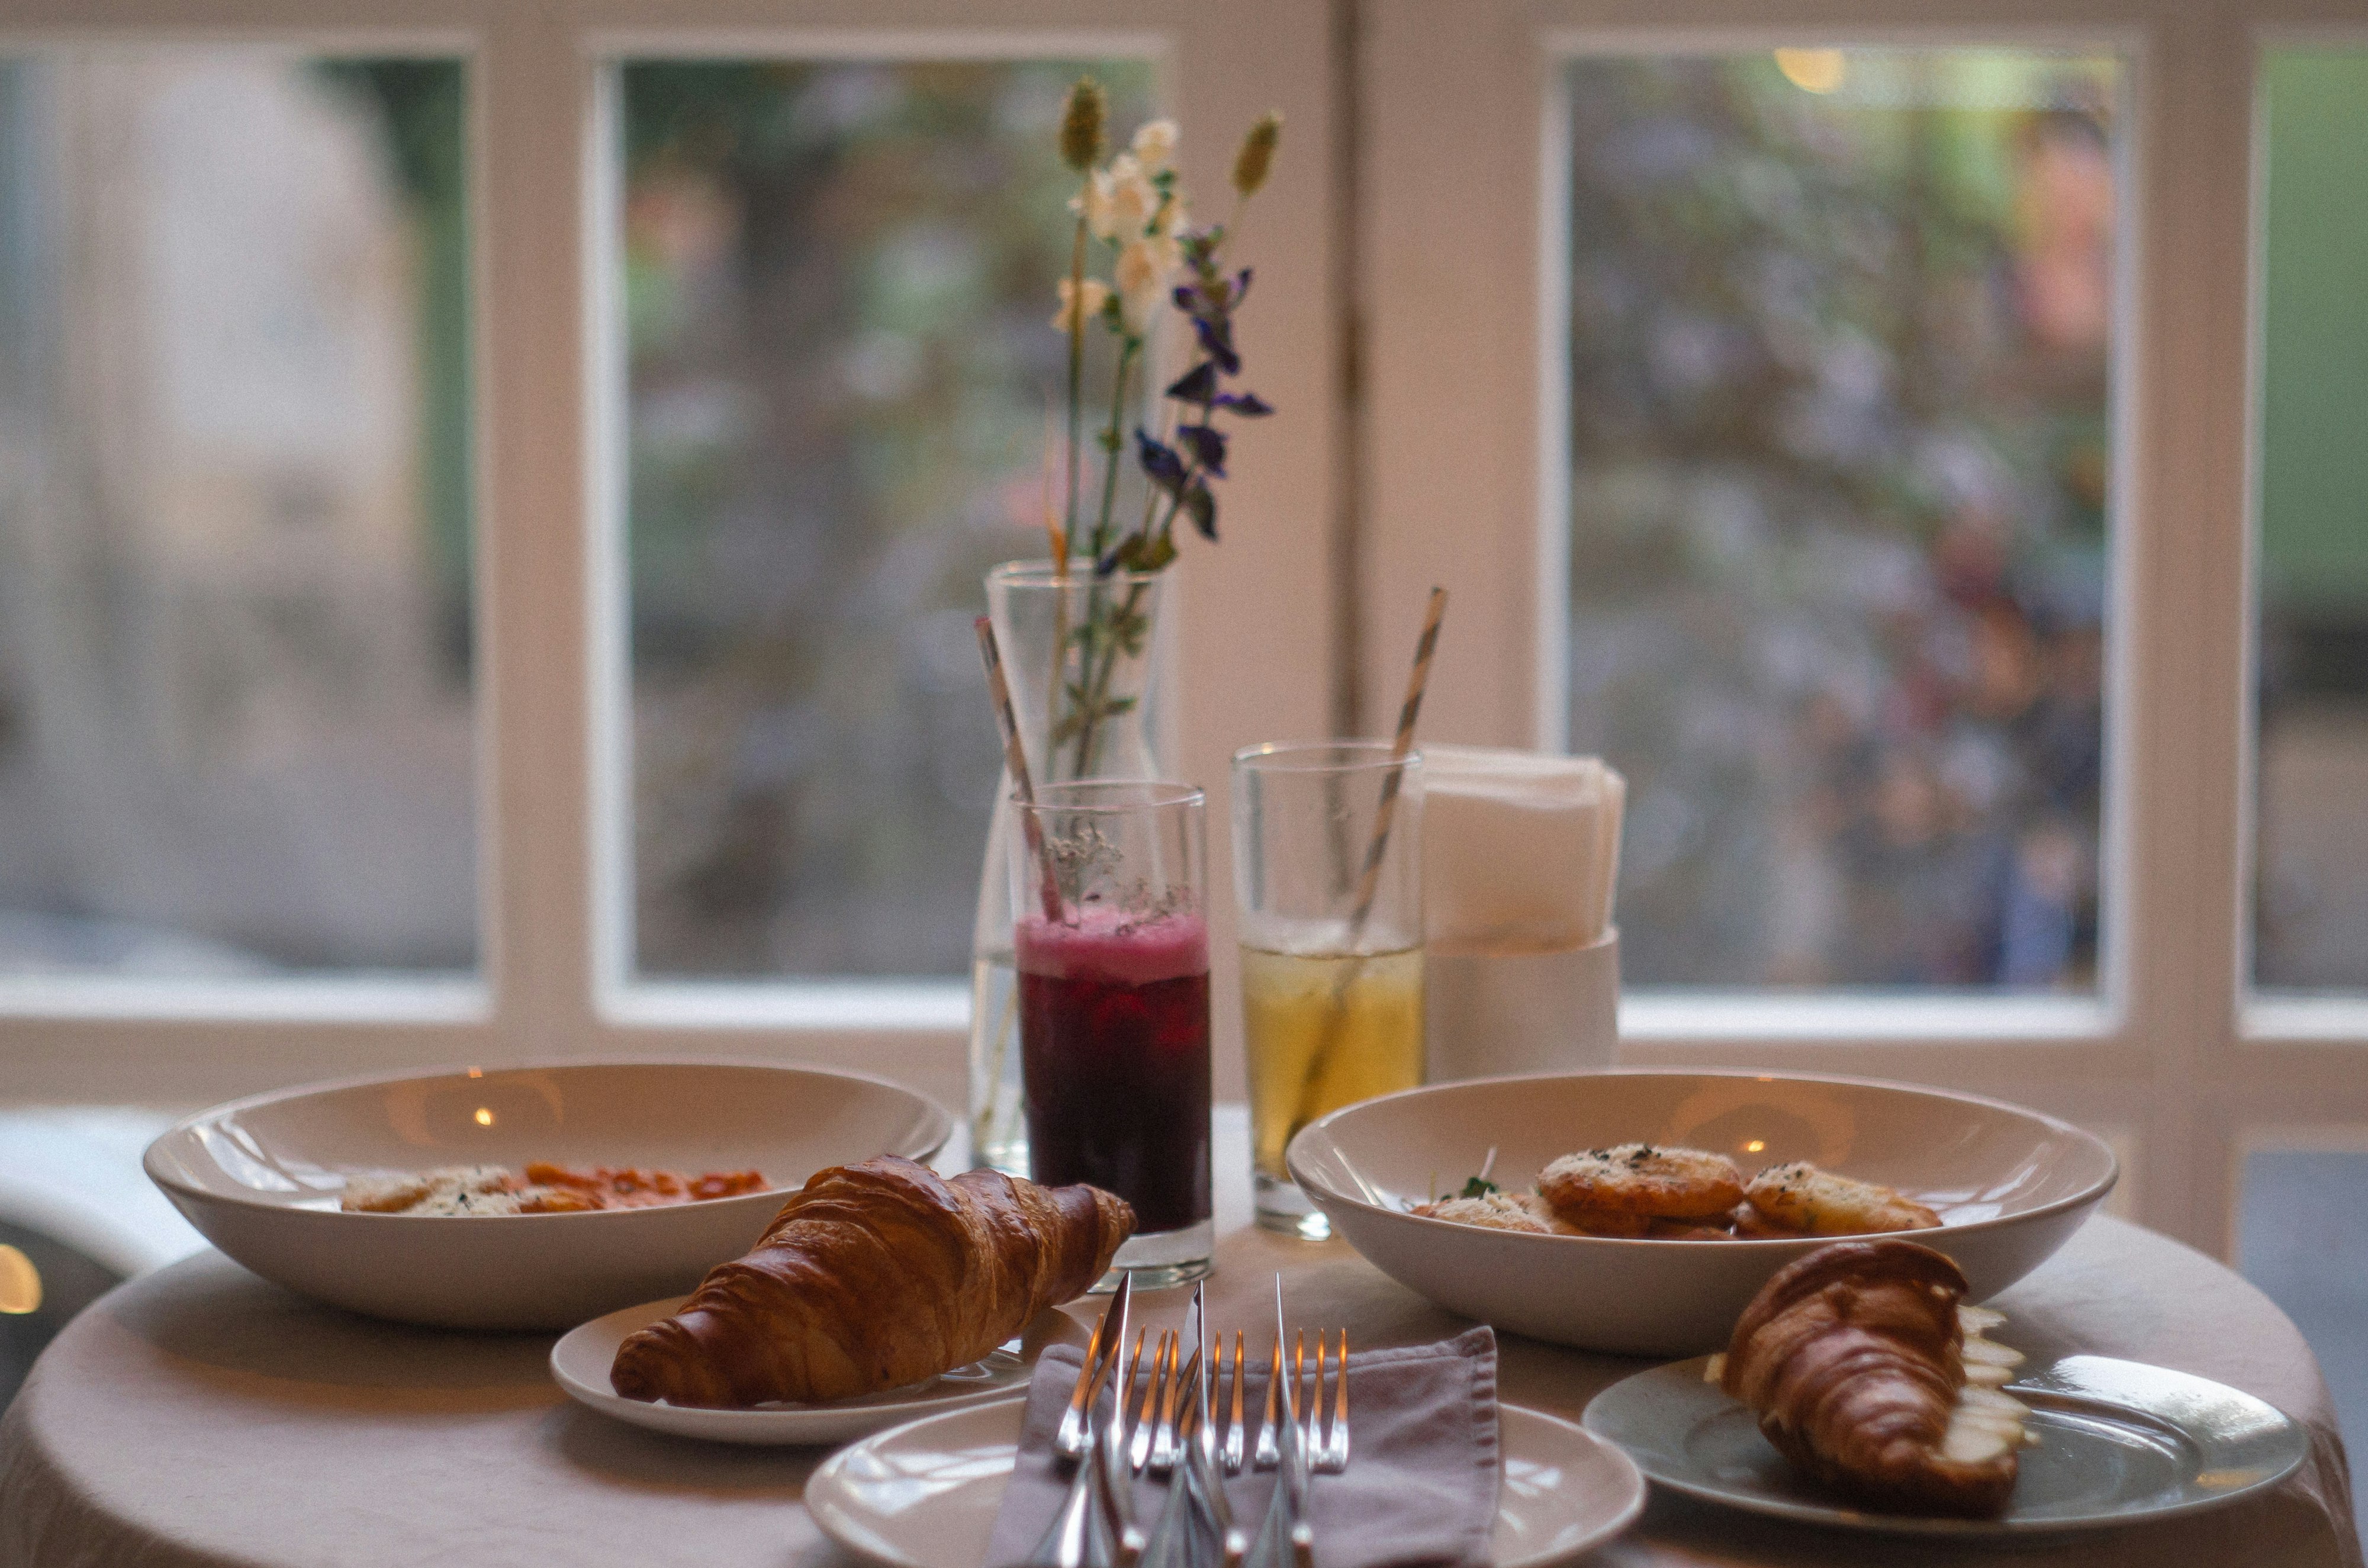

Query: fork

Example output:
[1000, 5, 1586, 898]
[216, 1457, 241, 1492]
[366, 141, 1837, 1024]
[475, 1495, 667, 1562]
[1128, 1330, 1179, 1472]
[1140, 1283, 1245, 1568]
[1217, 1331, 1248, 1473]
[1147, 1337, 1198, 1474]
[1054, 1273, 1133, 1461]
[1246, 1280, 1317, 1568]
[1251, 1326, 1350, 1474]
[1301, 1328, 1350, 1474]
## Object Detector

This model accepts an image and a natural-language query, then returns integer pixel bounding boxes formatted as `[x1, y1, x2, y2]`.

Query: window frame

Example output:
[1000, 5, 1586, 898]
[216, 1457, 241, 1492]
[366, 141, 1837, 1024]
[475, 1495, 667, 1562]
[0, 0, 1346, 1117]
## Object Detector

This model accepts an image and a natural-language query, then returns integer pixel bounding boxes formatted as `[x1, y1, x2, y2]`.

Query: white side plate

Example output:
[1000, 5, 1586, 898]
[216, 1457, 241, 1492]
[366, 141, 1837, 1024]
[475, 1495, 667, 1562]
[806, 1396, 1646, 1568]
[550, 1296, 1090, 1447]
[1584, 1353, 2309, 1535]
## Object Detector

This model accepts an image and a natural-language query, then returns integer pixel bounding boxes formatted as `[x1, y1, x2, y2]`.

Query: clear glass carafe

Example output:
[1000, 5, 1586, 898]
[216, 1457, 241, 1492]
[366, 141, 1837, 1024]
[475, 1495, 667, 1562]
[969, 562, 1167, 1173]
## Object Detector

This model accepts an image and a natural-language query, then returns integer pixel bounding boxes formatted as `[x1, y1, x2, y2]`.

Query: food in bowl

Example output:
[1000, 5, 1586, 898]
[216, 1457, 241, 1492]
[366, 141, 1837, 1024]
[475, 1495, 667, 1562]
[1743, 1161, 1941, 1237]
[144, 1061, 955, 1330]
[1714, 1238, 2034, 1517]
[1414, 1143, 1939, 1241]
[342, 1162, 769, 1215]
[610, 1156, 1134, 1408]
[1285, 1070, 2118, 1354]
[1415, 1191, 1587, 1235]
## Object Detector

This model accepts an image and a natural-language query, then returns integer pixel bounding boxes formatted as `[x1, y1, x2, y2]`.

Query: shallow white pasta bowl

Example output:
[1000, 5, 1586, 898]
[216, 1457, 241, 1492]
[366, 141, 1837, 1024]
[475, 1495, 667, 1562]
[1286, 1069, 2116, 1356]
[144, 1061, 952, 1330]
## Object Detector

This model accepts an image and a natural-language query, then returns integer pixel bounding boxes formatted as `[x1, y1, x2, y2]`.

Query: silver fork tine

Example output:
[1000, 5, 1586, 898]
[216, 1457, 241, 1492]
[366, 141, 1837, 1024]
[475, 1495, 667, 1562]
[1154, 1331, 1180, 1467]
[1054, 1273, 1131, 1461]
[1323, 1329, 1350, 1472]
[1305, 1331, 1327, 1470]
[1130, 1331, 1173, 1472]
[1115, 1327, 1148, 1469]
[1252, 1331, 1283, 1470]
[1223, 1331, 1247, 1473]
[1150, 1338, 1194, 1472]
[1293, 1331, 1311, 1468]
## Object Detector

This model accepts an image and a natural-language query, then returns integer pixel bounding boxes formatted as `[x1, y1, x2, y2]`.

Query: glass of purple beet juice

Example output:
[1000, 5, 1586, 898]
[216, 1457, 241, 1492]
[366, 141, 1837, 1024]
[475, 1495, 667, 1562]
[1009, 780, 1212, 1287]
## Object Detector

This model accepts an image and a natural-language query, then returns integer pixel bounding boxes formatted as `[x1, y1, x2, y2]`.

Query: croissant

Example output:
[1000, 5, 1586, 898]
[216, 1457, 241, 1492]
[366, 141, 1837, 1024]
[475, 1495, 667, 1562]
[610, 1156, 1134, 1408]
[1720, 1239, 2030, 1517]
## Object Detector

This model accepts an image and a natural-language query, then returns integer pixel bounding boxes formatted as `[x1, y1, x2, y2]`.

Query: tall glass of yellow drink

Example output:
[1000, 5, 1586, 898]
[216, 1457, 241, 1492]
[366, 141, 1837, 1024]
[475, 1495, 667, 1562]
[1232, 742, 1424, 1237]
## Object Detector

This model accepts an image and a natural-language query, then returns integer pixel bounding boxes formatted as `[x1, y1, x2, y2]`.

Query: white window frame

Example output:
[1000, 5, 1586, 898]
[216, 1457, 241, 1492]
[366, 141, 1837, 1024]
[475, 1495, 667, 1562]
[1360, 0, 2368, 1256]
[0, 0, 1344, 1118]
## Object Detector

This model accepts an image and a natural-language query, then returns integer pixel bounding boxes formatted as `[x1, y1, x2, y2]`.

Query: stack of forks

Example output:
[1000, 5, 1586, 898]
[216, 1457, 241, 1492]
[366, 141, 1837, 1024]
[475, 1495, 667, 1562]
[1019, 1276, 1351, 1568]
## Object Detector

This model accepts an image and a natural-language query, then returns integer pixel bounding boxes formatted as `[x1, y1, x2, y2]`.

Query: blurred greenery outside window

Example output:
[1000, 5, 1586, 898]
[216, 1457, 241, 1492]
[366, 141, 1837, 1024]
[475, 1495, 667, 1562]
[617, 61, 1156, 981]
[1565, 50, 2117, 991]
[0, 54, 474, 977]
[2251, 49, 2368, 994]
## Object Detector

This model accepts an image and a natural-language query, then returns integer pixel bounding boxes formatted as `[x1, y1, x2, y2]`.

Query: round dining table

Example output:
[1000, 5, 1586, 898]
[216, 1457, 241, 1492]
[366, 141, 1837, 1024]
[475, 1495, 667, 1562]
[1, 1110, 2358, 1568]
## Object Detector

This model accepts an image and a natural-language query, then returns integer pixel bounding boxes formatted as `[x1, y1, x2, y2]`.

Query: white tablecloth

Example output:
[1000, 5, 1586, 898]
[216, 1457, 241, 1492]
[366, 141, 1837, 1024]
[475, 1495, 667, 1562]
[2, 1139, 2357, 1568]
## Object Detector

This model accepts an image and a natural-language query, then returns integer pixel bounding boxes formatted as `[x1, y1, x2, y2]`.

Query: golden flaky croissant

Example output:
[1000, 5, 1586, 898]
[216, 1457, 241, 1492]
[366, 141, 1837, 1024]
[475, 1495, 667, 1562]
[610, 1156, 1134, 1408]
[1720, 1239, 2032, 1517]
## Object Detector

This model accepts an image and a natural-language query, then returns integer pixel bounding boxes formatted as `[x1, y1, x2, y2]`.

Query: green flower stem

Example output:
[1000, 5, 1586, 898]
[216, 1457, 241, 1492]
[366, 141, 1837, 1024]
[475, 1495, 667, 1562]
[1069, 580, 1150, 777]
[1063, 213, 1088, 561]
[1090, 337, 1140, 560]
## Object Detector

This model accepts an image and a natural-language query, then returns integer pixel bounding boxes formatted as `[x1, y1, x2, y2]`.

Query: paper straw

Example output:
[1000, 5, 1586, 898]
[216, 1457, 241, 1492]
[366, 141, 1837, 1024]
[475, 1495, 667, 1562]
[1289, 587, 1447, 1136]
[1344, 585, 1448, 935]
[975, 616, 1066, 923]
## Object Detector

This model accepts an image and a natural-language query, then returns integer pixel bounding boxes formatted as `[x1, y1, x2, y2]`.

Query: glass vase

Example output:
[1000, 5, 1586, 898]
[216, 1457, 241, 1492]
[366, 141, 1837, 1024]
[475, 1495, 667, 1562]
[969, 562, 1168, 1174]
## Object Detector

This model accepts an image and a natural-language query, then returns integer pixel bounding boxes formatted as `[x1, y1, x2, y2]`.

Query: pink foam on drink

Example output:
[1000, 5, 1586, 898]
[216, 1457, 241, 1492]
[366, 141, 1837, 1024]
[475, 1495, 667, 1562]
[1015, 908, 1209, 986]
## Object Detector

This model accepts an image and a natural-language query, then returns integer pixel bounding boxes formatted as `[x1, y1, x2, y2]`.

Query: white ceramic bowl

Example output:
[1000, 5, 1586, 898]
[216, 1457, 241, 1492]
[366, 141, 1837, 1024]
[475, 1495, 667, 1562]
[145, 1061, 952, 1330]
[1286, 1070, 2116, 1356]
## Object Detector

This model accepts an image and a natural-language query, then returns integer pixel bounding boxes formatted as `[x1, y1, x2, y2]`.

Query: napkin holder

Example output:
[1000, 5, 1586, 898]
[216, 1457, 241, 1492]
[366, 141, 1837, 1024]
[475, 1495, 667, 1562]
[1425, 929, 1619, 1083]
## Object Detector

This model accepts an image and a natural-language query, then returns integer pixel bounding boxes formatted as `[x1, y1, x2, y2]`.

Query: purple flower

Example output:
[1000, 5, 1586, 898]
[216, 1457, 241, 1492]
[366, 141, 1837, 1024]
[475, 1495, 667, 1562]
[1166, 362, 1218, 403]
[1176, 423, 1227, 477]
[1135, 429, 1186, 492]
[1182, 482, 1217, 540]
[1189, 313, 1241, 375]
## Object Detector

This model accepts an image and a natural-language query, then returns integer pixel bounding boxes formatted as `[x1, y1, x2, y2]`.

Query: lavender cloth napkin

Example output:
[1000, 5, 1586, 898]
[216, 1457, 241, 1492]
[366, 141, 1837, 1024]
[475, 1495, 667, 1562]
[984, 1326, 1501, 1568]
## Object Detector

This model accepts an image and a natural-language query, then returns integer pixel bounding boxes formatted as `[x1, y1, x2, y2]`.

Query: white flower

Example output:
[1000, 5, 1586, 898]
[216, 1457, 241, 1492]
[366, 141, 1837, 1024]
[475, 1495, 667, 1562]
[1153, 188, 1191, 242]
[1130, 118, 1180, 173]
[1114, 239, 1173, 336]
[1051, 276, 1111, 334]
[1105, 155, 1159, 237]
[1071, 154, 1159, 242]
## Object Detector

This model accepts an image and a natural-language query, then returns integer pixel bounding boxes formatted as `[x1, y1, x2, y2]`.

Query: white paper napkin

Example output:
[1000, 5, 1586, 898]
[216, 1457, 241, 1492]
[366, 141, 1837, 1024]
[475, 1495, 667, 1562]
[1419, 746, 1624, 956]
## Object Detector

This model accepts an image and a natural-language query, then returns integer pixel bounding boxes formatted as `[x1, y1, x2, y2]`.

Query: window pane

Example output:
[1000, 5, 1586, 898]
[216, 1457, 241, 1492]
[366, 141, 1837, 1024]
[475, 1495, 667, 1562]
[619, 60, 1154, 980]
[0, 53, 475, 977]
[2252, 51, 2368, 993]
[1562, 50, 2118, 989]
[2236, 1148, 2368, 1525]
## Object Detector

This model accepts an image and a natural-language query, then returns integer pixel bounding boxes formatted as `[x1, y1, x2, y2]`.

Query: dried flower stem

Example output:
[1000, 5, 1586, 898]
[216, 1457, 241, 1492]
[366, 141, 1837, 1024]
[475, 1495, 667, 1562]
[1092, 337, 1140, 561]
[1069, 579, 1150, 775]
[1063, 212, 1088, 564]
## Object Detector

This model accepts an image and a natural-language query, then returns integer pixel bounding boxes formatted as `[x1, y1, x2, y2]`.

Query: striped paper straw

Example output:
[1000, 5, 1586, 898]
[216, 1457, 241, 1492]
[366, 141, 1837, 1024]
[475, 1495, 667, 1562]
[1346, 585, 1449, 934]
[974, 616, 1066, 923]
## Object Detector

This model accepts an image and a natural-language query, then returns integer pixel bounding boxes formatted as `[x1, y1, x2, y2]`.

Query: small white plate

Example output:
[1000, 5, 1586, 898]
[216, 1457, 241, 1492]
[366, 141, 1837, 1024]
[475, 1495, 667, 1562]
[550, 1296, 1091, 1446]
[806, 1396, 1646, 1568]
[1584, 1353, 2309, 1535]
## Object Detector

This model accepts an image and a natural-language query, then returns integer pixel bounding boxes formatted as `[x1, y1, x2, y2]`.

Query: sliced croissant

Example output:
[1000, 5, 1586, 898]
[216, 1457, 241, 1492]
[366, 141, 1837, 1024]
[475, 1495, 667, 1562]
[610, 1156, 1132, 1408]
[1722, 1238, 2031, 1517]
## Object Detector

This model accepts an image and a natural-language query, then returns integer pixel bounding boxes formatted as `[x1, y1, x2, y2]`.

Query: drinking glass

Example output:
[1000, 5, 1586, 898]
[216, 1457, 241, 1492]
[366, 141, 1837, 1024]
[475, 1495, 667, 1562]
[1232, 742, 1425, 1238]
[1009, 780, 1212, 1287]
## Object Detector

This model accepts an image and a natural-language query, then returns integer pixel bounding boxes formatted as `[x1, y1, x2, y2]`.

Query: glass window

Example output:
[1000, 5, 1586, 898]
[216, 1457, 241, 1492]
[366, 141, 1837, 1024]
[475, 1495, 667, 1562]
[0, 52, 474, 977]
[1561, 49, 2119, 990]
[616, 59, 1155, 980]
[2251, 50, 2368, 994]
